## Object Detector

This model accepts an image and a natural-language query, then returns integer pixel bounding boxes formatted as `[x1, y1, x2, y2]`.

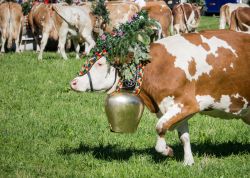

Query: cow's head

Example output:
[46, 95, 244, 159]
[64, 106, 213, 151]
[70, 56, 119, 93]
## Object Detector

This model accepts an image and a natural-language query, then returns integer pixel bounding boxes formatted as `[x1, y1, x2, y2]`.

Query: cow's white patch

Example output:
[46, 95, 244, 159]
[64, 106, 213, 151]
[223, 68, 227, 72]
[200, 35, 238, 57]
[230, 63, 234, 68]
[196, 95, 215, 110]
[213, 95, 232, 112]
[134, 0, 146, 9]
[156, 96, 183, 131]
[155, 136, 166, 153]
[196, 95, 232, 112]
[156, 35, 238, 81]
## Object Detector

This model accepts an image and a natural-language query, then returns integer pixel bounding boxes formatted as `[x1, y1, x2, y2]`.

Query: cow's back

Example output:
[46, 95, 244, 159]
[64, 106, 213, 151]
[28, 3, 50, 31]
[141, 30, 250, 113]
[105, 2, 139, 33]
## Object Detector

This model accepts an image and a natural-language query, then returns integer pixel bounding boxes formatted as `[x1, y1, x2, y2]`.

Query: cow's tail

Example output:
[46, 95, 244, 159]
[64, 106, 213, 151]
[7, 2, 13, 49]
[229, 10, 237, 31]
[219, 4, 227, 29]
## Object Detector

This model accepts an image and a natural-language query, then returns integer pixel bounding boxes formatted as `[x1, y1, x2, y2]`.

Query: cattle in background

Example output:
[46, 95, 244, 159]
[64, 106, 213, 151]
[102, 1, 139, 33]
[230, 7, 250, 33]
[0, 2, 23, 53]
[172, 3, 201, 34]
[28, 3, 96, 60]
[219, 3, 249, 29]
[71, 30, 250, 165]
[28, 3, 63, 59]
[135, 0, 173, 38]
[84, 0, 172, 38]
[52, 4, 96, 59]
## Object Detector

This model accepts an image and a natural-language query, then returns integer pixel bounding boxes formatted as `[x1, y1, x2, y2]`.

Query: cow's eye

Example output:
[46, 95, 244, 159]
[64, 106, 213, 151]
[97, 63, 102, 66]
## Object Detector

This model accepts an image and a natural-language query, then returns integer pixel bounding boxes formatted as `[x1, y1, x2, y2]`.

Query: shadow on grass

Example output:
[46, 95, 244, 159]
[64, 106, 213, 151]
[58, 141, 250, 163]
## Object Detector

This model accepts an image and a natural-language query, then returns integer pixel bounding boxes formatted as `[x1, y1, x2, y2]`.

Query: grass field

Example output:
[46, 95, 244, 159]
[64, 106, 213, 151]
[0, 16, 250, 178]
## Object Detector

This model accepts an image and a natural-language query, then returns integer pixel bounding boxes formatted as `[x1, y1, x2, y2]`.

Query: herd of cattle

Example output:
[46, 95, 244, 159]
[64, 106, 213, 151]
[0, 1, 249, 59]
[1, 0, 250, 166]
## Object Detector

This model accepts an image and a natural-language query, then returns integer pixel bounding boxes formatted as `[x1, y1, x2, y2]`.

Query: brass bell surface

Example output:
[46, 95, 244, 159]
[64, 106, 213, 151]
[105, 92, 144, 133]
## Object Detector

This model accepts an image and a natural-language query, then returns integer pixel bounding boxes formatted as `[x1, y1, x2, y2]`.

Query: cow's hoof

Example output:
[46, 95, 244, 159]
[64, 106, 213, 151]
[161, 146, 174, 157]
[166, 146, 174, 157]
[183, 158, 194, 166]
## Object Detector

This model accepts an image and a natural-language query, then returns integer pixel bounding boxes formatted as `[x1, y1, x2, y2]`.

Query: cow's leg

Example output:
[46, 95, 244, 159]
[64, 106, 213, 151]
[58, 27, 68, 60]
[176, 121, 194, 166]
[1, 36, 6, 53]
[173, 24, 180, 35]
[155, 100, 197, 165]
[15, 20, 23, 53]
[72, 38, 80, 59]
[81, 30, 95, 55]
[58, 34, 68, 60]
[38, 32, 49, 60]
[34, 34, 40, 52]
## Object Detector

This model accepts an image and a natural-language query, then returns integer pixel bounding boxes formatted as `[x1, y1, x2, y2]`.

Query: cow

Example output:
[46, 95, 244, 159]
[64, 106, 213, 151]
[134, 0, 173, 38]
[229, 7, 250, 33]
[172, 3, 201, 34]
[71, 30, 250, 165]
[0, 2, 23, 53]
[219, 3, 249, 29]
[52, 4, 96, 58]
[28, 3, 96, 60]
[85, 0, 172, 38]
[100, 1, 139, 33]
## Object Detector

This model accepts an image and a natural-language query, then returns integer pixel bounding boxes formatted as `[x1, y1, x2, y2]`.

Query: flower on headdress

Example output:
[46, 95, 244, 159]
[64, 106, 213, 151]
[111, 31, 117, 36]
[133, 13, 138, 19]
[118, 31, 124, 36]
[102, 49, 107, 54]
[128, 18, 133, 23]
[79, 71, 84, 76]
[101, 34, 106, 40]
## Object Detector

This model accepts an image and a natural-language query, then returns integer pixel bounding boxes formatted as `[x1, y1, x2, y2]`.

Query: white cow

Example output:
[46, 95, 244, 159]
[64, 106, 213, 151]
[52, 4, 96, 59]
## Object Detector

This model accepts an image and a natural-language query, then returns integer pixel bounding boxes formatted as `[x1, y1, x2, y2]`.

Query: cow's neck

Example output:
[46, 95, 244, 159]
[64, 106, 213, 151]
[139, 88, 160, 113]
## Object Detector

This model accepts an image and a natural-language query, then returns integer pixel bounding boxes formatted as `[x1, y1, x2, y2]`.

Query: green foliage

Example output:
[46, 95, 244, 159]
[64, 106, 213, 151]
[188, 0, 205, 6]
[92, 0, 110, 24]
[92, 10, 158, 81]
[21, 0, 32, 15]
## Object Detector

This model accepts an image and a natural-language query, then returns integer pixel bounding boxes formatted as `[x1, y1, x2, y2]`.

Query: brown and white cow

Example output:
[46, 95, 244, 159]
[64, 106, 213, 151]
[0, 2, 23, 52]
[230, 7, 250, 33]
[172, 3, 201, 34]
[102, 1, 139, 33]
[28, 3, 96, 60]
[135, 0, 173, 37]
[90, 0, 172, 38]
[71, 30, 250, 165]
[219, 3, 249, 29]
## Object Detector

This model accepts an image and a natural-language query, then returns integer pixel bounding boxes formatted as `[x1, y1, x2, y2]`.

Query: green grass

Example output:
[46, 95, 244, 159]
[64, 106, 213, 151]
[0, 17, 250, 178]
